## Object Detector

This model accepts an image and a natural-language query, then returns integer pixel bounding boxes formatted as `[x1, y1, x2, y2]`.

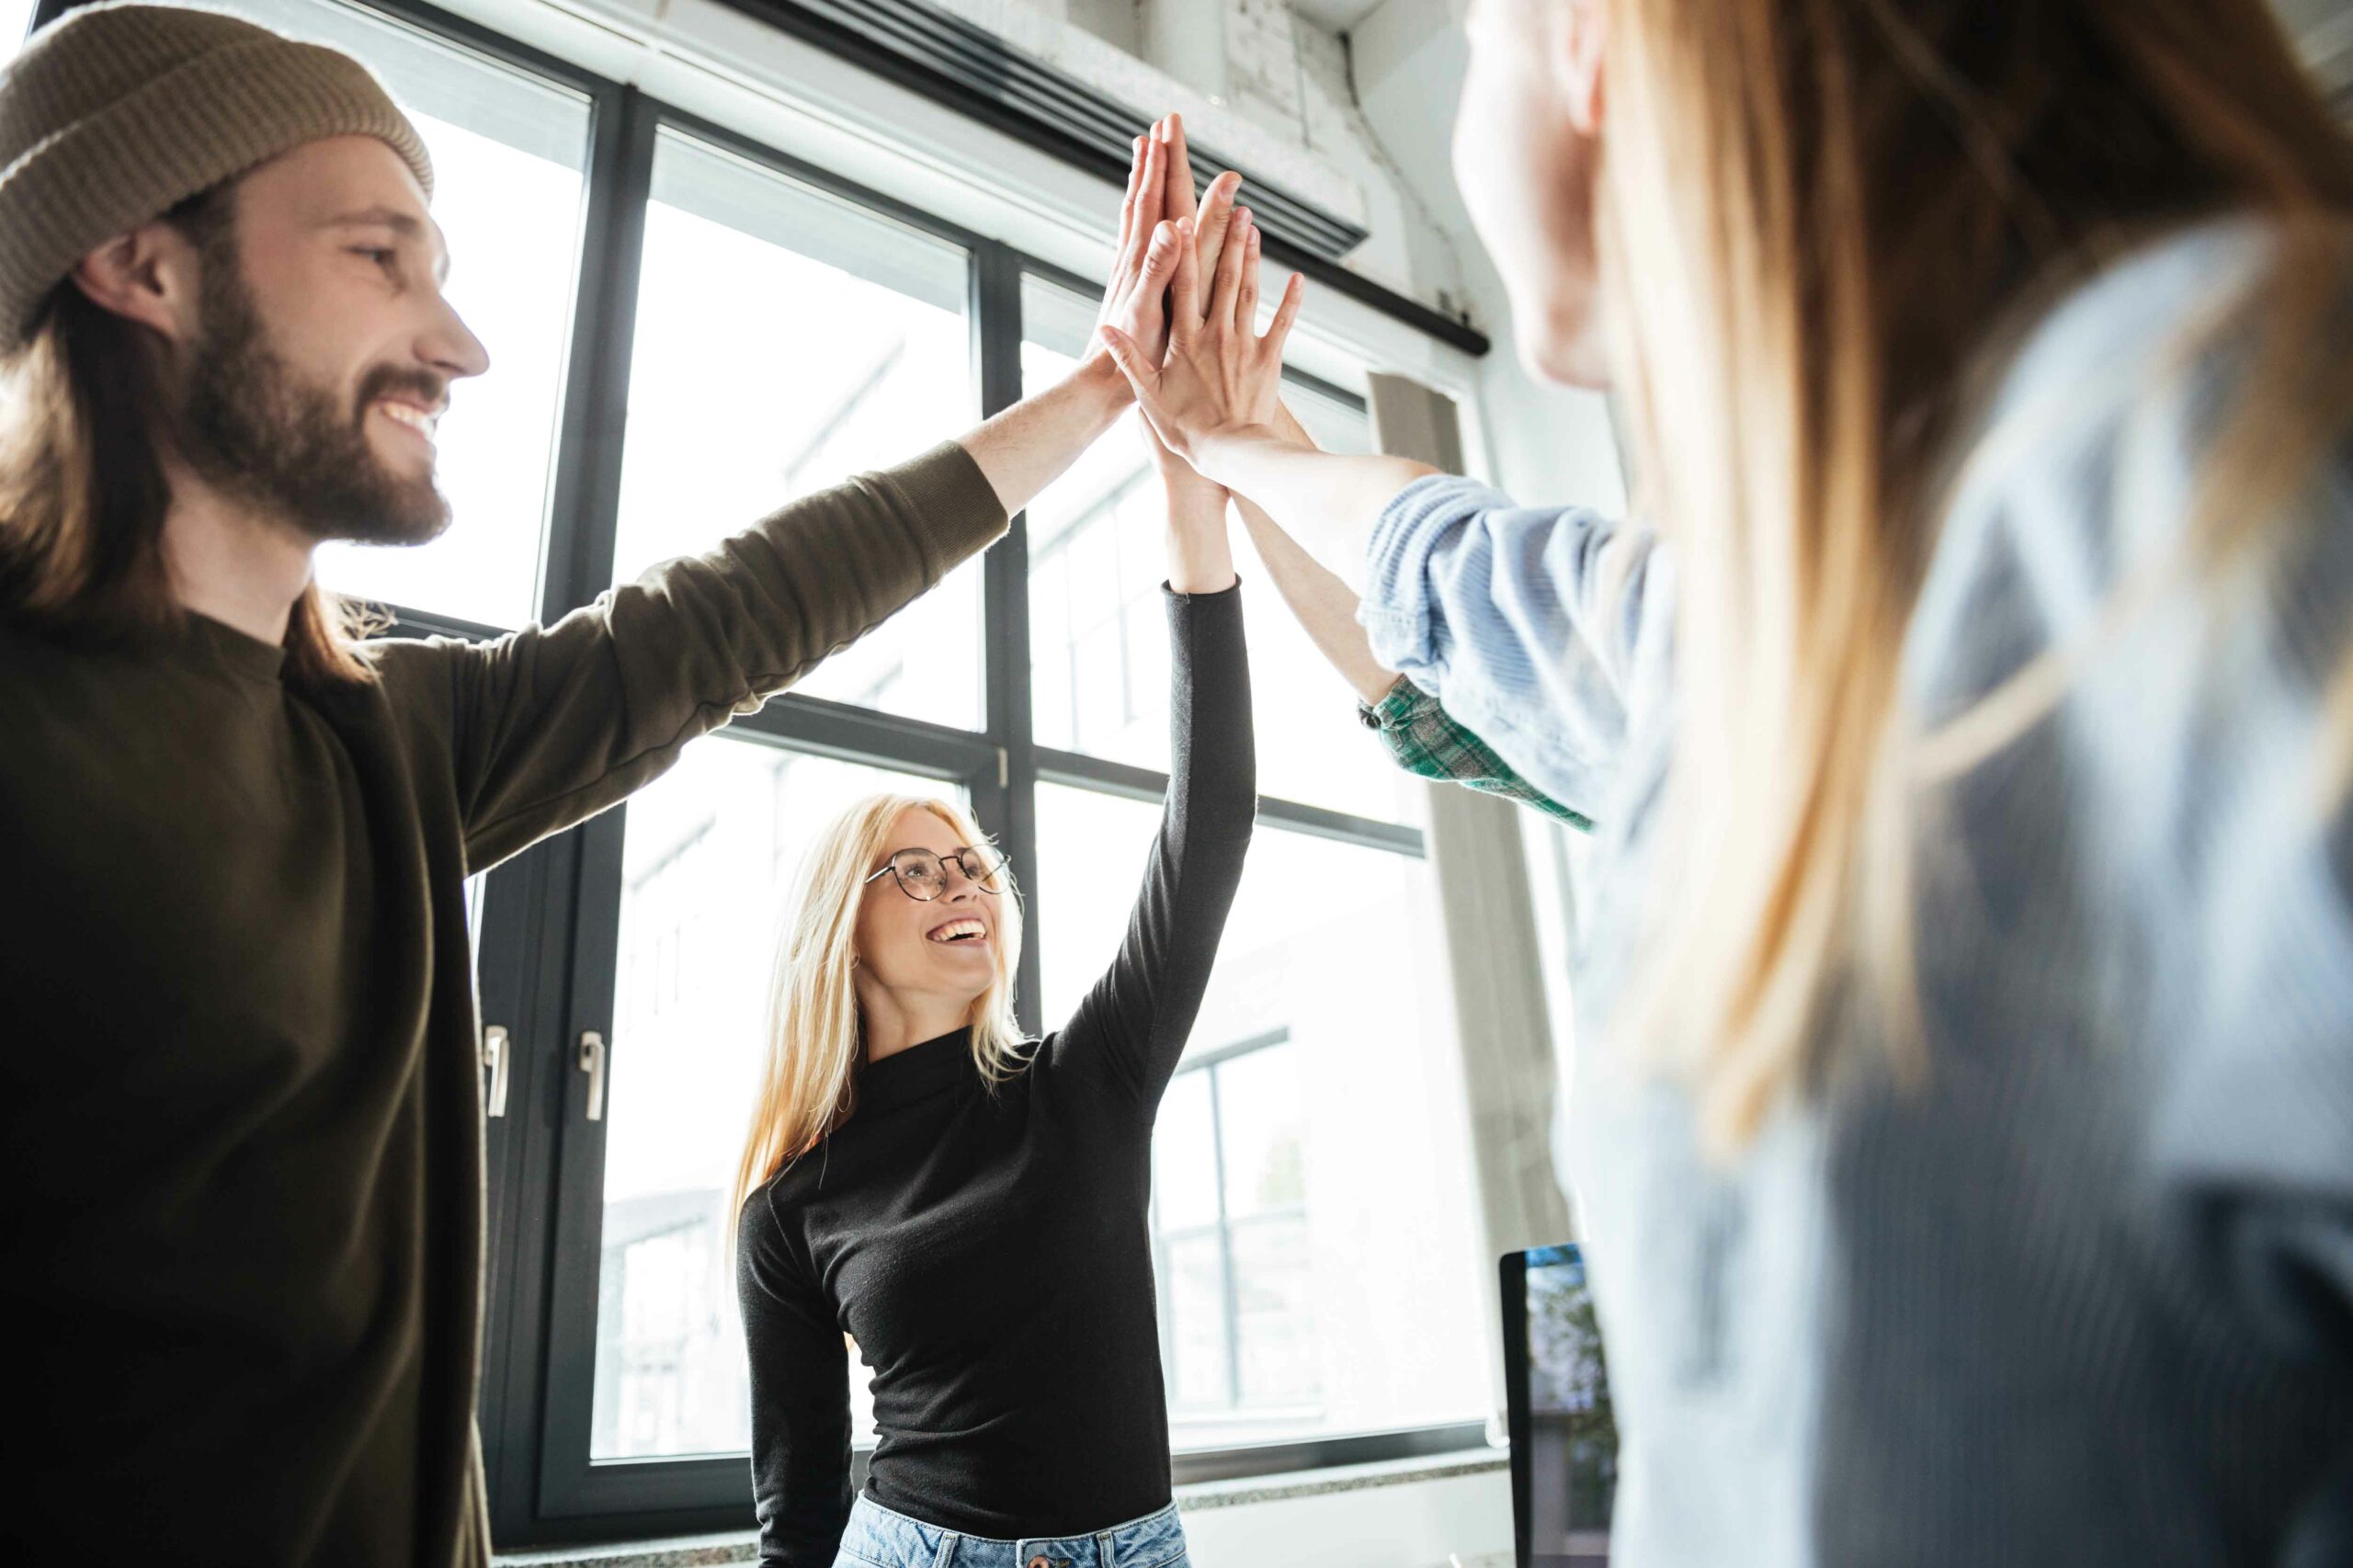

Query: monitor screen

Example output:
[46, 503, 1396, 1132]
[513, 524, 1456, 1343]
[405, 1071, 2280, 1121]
[1503, 1244, 1616, 1568]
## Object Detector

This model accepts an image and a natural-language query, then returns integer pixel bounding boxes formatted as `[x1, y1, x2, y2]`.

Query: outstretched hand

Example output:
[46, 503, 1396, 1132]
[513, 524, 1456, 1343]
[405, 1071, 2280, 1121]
[945, 118, 1296, 522]
[1154, 115, 1244, 345]
[1097, 194, 1304, 484]
[1137, 115, 1239, 494]
[1084, 131, 1180, 396]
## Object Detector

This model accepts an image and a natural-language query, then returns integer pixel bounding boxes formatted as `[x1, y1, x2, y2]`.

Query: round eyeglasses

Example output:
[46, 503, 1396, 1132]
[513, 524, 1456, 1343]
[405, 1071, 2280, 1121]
[863, 844, 1009, 902]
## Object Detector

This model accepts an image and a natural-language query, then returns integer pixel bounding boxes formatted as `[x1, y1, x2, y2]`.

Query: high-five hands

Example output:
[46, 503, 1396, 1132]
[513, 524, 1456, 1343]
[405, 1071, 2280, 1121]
[1154, 117, 1327, 460]
[1154, 118, 1244, 351]
[1130, 115, 1245, 592]
[1097, 175, 1305, 483]
[1086, 130, 1183, 392]
[1082, 118, 1261, 408]
[1136, 116, 1237, 493]
[938, 115, 1302, 523]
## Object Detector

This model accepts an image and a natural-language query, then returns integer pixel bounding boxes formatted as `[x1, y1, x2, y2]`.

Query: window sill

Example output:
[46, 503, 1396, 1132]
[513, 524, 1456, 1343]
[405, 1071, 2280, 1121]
[1173, 1447, 1505, 1511]
[490, 1448, 1510, 1567]
[495, 1540, 755, 1568]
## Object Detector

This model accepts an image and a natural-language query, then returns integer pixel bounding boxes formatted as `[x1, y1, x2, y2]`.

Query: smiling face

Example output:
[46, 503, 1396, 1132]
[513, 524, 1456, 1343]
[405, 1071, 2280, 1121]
[175, 134, 489, 544]
[851, 805, 1003, 1024]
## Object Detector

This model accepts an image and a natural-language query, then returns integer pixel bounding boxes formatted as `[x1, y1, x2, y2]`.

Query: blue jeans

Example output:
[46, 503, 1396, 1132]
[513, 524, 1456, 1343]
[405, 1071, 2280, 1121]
[833, 1491, 1189, 1568]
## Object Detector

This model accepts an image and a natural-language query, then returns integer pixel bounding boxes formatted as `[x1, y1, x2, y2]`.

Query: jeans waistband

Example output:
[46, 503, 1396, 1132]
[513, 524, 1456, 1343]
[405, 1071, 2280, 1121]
[839, 1491, 1188, 1568]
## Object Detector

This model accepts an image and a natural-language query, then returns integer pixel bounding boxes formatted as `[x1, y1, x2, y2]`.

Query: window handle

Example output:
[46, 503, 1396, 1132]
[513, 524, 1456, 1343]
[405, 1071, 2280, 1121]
[481, 1025, 512, 1119]
[578, 1030, 608, 1122]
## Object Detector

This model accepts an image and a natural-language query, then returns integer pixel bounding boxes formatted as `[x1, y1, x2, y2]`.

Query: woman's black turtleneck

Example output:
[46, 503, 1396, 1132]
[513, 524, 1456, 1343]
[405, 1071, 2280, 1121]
[736, 583, 1255, 1566]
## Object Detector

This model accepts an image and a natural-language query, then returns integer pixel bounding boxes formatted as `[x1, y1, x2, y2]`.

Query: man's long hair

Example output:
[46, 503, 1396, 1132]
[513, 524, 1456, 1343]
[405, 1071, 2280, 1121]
[0, 187, 379, 687]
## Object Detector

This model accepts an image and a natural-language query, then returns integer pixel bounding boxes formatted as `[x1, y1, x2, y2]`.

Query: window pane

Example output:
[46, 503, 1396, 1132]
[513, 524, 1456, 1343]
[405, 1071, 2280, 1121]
[614, 130, 981, 729]
[1152, 1070, 1220, 1233]
[1032, 781, 1162, 1027]
[1285, 376, 1378, 458]
[4, 0, 33, 62]
[1160, 1232, 1229, 1410]
[1022, 276, 1423, 822]
[1215, 1043, 1303, 1221]
[592, 739, 964, 1460]
[1035, 784, 1490, 1446]
[215, 0, 589, 630]
[1231, 1213, 1316, 1405]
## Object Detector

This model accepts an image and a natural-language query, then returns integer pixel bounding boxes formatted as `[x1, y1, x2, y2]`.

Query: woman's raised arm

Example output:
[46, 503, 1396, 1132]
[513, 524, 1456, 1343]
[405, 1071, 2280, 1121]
[1047, 206, 1279, 1110]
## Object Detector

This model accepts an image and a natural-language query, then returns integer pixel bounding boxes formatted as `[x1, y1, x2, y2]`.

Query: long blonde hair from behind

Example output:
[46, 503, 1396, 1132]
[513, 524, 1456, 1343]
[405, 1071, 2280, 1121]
[732, 794, 1029, 1221]
[1596, 0, 2353, 1149]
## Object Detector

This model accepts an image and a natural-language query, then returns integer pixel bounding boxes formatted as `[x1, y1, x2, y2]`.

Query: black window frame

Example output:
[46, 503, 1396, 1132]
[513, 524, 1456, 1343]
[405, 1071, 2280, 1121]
[22, 0, 1489, 1546]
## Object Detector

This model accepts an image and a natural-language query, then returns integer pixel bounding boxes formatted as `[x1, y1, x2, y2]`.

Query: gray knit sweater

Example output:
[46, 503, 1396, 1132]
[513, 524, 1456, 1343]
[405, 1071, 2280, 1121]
[1361, 218, 2353, 1566]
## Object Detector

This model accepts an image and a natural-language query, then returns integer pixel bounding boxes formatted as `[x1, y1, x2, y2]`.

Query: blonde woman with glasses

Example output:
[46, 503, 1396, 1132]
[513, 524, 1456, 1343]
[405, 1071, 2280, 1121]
[1100, 1, 2353, 1564]
[733, 138, 1297, 1568]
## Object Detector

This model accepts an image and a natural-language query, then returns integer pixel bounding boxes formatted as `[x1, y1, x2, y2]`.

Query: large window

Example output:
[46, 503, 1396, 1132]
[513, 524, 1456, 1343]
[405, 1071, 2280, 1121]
[1035, 784, 1489, 1453]
[108, 0, 1500, 1545]
[6, 0, 35, 59]
[611, 129, 983, 728]
[1020, 273, 1488, 1449]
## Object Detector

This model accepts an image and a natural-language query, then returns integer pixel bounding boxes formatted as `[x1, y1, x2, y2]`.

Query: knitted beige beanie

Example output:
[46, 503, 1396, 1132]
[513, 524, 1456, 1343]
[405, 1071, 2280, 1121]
[0, 3, 431, 352]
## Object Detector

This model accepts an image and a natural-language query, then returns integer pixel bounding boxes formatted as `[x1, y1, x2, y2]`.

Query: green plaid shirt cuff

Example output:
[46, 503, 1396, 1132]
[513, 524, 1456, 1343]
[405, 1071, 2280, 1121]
[1358, 678, 1595, 830]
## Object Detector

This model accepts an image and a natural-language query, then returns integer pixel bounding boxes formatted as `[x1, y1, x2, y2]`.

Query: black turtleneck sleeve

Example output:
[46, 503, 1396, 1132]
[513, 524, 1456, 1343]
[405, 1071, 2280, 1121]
[736, 1188, 853, 1565]
[1044, 581, 1256, 1110]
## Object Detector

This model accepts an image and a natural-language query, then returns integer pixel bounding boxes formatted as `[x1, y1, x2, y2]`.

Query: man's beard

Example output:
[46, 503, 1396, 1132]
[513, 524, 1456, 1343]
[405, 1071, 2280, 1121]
[176, 253, 452, 548]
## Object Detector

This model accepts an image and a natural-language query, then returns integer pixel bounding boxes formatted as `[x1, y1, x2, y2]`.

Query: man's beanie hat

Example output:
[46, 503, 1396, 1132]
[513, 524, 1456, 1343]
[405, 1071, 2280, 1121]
[0, 3, 432, 353]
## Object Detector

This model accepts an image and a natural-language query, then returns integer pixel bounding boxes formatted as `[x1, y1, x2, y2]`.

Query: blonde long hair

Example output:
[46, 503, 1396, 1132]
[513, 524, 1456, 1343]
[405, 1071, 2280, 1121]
[731, 794, 1029, 1219]
[1598, 0, 2353, 1147]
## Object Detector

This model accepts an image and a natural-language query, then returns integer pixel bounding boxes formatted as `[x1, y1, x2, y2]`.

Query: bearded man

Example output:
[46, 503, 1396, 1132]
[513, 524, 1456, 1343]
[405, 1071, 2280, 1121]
[0, 6, 1201, 1562]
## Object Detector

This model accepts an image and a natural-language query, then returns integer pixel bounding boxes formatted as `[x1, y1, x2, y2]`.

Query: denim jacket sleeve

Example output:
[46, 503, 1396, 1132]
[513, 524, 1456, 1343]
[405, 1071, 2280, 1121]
[1356, 472, 1670, 822]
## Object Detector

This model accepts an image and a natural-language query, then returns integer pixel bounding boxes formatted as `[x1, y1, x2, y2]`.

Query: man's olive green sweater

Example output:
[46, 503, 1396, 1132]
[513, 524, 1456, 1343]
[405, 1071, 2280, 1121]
[0, 443, 1005, 1567]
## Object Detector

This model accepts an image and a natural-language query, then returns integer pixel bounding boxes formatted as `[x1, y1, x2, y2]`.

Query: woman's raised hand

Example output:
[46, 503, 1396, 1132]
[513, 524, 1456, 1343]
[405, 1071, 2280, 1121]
[1084, 119, 1247, 406]
[1097, 197, 1303, 484]
[1135, 116, 1239, 492]
[1085, 131, 1181, 390]
[1154, 116, 1244, 347]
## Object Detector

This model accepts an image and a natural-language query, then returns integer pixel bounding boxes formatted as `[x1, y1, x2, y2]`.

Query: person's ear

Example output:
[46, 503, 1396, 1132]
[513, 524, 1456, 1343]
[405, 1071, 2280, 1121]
[1554, 0, 1608, 136]
[69, 221, 207, 346]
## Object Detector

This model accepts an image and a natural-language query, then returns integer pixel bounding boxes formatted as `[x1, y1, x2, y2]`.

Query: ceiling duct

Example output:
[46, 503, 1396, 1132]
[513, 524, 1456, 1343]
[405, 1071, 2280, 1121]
[729, 0, 1374, 263]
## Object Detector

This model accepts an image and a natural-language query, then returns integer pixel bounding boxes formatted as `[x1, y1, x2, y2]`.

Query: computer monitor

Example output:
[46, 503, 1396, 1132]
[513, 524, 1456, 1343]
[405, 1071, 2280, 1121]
[1500, 1244, 1616, 1568]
